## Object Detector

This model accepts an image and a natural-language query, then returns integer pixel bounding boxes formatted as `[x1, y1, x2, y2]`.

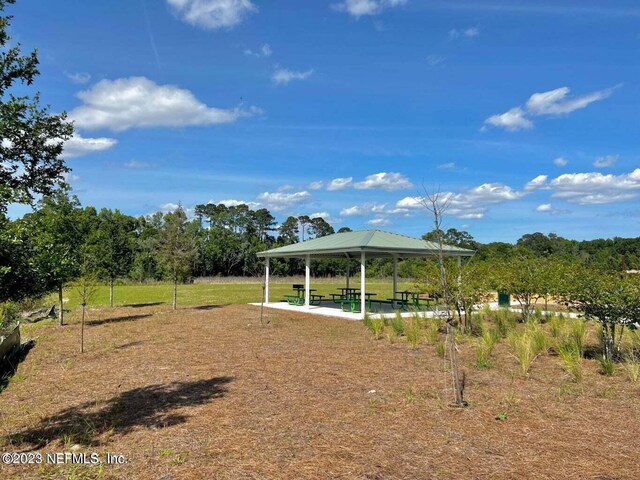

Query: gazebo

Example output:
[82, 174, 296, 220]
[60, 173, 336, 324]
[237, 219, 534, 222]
[256, 229, 474, 319]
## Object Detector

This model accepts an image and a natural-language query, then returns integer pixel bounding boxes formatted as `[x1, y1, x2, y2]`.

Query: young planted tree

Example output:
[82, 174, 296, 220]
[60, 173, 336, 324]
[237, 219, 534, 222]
[494, 251, 548, 322]
[420, 189, 466, 407]
[158, 206, 198, 310]
[73, 259, 98, 353]
[22, 191, 86, 325]
[561, 269, 640, 362]
[84, 209, 137, 307]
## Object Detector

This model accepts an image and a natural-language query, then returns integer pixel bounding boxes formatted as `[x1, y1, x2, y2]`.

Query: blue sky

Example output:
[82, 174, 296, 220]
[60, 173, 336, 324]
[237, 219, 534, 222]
[8, 0, 640, 242]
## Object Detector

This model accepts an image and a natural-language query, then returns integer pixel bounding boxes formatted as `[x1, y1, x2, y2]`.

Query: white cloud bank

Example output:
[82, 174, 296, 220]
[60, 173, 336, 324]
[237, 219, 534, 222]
[256, 191, 311, 211]
[550, 169, 640, 205]
[327, 177, 353, 191]
[396, 176, 544, 219]
[70, 77, 259, 131]
[484, 85, 618, 131]
[332, 0, 407, 18]
[353, 172, 413, 191]
[167, 0, 257, 30]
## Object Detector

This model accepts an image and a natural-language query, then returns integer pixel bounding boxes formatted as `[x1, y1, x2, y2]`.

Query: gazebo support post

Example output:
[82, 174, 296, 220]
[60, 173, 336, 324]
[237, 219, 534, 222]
[265, 257, 270, 304]
[345, 254, 350, 289]
[360, 251, 366, 315]
[305, 254, 311, 307]
[392, 255, 398, 300]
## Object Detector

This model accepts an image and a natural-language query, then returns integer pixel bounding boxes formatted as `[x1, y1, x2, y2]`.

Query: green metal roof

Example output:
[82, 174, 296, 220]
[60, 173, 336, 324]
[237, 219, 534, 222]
[257, 229, 475, 259]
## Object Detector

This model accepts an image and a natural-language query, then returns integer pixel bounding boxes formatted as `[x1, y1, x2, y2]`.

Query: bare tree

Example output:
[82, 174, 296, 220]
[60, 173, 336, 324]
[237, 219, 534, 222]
[419, 188, 467, 407]
[73, 273, 98, 353]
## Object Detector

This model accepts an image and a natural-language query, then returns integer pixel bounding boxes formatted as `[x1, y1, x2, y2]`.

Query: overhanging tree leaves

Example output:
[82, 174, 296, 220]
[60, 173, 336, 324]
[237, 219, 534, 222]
[0, 0, 73, 213]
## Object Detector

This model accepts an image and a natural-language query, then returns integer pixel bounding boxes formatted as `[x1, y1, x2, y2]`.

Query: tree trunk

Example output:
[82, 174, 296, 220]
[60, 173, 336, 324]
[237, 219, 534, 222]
[58, 284, 64, 326]
[81, 304, 85, 353]
[447, 323, 466, 407]
[109, 278, 114, 307]
[173, 280, 177, 310]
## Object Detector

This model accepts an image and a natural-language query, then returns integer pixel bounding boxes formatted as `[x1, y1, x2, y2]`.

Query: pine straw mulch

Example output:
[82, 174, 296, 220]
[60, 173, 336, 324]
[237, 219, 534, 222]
[0, 304, 638, 479]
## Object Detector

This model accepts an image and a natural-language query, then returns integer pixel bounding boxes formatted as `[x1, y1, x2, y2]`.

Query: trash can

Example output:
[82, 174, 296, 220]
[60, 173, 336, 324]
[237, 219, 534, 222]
[498, 291, 510, 307]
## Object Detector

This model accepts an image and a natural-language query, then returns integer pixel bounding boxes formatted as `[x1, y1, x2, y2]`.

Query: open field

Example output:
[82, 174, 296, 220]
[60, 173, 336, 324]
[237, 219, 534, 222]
[52, 278, 416, 311]
[1, 298, 639, 479]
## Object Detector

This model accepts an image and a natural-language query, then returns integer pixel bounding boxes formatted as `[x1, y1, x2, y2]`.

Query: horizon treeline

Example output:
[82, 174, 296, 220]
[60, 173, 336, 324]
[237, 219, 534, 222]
[2, 190, 640, 303]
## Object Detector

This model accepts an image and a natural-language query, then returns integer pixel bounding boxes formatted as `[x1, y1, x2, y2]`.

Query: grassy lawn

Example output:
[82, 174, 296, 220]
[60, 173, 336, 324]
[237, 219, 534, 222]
[53, 278, 417, 310]
[1, 288, 638, 478]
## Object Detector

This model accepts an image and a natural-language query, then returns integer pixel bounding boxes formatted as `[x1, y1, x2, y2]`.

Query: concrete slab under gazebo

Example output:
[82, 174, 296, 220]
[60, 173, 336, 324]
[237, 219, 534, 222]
[254, 229, 474, 320]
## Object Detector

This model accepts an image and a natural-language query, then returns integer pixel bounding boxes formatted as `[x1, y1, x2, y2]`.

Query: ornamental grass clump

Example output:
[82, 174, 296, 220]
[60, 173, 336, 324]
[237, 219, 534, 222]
[422, 317, 441, 345]
[622, 355, 640, 382]
[508, 323, 547, 376]
[405, 316, 422, 349]
[549, 314, 566, 339]
[389, 311, 405, 336]
[557, 341, 583, 382]
[371, 317, 384, 340]
[495, 308, 517, 338]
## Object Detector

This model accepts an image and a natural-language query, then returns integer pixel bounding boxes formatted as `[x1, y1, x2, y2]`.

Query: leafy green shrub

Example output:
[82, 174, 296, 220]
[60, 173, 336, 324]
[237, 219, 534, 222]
[0, 302, 20, 330]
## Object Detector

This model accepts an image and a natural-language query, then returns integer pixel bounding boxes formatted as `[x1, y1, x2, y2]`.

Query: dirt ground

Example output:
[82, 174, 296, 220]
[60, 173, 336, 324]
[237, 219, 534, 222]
[0, 304, 638, 479]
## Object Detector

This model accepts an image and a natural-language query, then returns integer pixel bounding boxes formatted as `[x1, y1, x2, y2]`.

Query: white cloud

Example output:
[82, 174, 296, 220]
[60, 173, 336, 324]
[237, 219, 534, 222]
[65, 72, 91, 84]
[526, 86, 616, 116]
[256, 191, 311, 211]
[70, 77, 259, 131]
[63, 133, 118, 158]
[449, 26, 479, 38]
[327, 177, 353, 191]
[340, 202, 386, 216]
[525, 174, 548, 190]
[159, 202, 180, 213]
[368, 217, 391, 226]
[593, 154, 618, 168]
[554, 156, 568, 167]
[167, 0, 257, 30]
[550, 169, 640, 205]
[353, 172, 413, 191]
[308, 181, 324, 190]
[438, 162, 456, 169]
[484, 85, 618, 131]
[308, 211, 340, 223]
[536, 203, 553, 212]
[272, 68, 314, 85]
[124, 160, 155, 169]
[483, 107, 533, 132]
[332, 0, 406, 18]
[62, 172, 81, 183]
[219, 199, 261, 207]
[396, 180, 531, 219]
[244, 43, 272, 57]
